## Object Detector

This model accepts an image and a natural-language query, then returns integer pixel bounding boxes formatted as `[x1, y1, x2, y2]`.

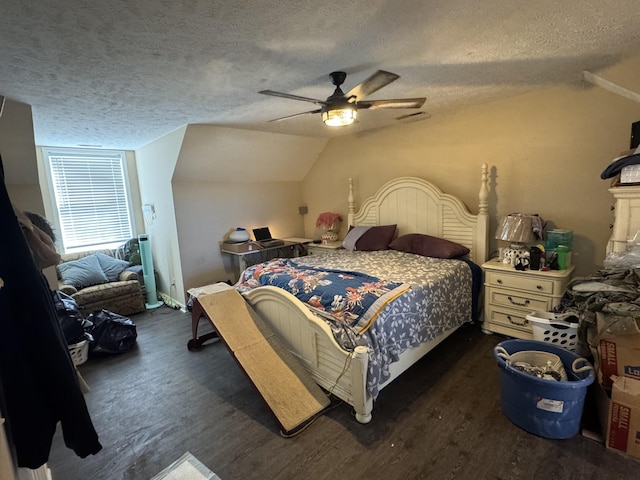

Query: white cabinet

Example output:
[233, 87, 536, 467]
[607, 186, 640, 255]
[482, 259, 574, 339]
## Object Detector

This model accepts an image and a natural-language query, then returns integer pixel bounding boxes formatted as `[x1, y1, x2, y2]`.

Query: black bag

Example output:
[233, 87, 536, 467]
[53, 291, 88, 345]
[86, 310, 137, 354]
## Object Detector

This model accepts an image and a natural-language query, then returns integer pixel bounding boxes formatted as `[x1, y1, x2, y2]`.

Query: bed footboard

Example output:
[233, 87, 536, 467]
[242, 286, 373, 423]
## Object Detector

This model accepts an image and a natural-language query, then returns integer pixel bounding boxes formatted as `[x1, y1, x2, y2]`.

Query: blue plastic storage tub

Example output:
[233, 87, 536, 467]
[493, 339, 594, 439]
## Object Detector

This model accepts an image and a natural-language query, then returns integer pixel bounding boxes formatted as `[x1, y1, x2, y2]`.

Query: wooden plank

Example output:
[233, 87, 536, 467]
[197, 289, 330, 433]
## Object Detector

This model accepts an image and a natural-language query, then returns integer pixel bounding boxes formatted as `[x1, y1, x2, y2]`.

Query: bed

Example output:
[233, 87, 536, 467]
[233, 165, 490, 423]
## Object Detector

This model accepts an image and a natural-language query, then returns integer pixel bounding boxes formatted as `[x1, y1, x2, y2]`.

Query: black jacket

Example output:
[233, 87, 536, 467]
[0, 157, 102, 468]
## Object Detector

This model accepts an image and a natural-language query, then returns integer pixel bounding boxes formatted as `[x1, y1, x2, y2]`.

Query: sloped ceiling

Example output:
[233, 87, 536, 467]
[1, 0, 640, 150]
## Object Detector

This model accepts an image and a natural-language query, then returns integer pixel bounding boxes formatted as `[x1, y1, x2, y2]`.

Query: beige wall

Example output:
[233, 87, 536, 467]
[302, 83, 640, 277]
[135, 126, 187, 305]
[0, 100, 43, 213]
[174, 180, 304, 289]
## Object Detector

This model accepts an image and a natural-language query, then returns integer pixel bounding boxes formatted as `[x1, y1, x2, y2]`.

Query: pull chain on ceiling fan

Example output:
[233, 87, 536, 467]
[259, 70, 426, 127]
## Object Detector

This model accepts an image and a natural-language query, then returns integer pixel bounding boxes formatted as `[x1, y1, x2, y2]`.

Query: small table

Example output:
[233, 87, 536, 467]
[307, 241, 342, 255]
[221, 238, 312, 281]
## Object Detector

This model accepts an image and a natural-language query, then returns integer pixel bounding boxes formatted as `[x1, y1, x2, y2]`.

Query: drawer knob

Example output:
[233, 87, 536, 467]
[506, 315, 527, 326]
[536, 285, 543, 290]
[496, 279, 503, 284]
[507, 296, 530, 307]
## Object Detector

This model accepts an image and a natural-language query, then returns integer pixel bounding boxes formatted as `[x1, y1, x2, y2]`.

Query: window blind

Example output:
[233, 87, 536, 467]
[45, 149, 133, 252]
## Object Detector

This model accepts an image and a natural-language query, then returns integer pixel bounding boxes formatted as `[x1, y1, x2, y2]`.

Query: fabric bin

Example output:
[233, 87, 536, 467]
[493, 339, 594, 439]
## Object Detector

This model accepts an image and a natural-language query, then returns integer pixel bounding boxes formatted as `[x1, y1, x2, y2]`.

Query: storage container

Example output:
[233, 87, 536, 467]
[546, 229, 573, 251]
[621, 164, 640, 184]
[68, 340, 89, 366]
[526, 312, 578, 352]
[493, 339, 594, 439]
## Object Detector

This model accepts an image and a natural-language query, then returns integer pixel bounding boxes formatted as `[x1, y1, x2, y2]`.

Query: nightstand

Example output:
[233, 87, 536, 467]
[306, 241, 342, 255]
[482, 258, 574, 339]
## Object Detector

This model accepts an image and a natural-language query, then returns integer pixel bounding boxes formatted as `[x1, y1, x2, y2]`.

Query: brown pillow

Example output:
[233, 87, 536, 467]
[344, 224, 397, 251]
[389, 233, 470, 259]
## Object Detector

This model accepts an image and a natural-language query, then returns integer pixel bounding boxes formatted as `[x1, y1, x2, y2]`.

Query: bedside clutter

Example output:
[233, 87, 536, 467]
[56, 250, 145, 317]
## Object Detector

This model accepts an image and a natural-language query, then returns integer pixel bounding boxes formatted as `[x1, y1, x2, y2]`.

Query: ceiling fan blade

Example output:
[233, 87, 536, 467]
[268, 109, 322, 122]
[396, 111, 431, 121]
[346, 70, 400, 100]
[357, 98, 426, 110]
[259, 90, 326, 106]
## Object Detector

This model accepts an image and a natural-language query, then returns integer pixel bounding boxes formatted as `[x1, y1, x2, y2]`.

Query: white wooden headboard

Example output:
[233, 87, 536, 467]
[347, 164, 489, 265]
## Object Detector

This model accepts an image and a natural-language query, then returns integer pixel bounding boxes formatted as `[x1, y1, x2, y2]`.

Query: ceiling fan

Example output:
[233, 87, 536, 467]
[259, 70, 426, 127]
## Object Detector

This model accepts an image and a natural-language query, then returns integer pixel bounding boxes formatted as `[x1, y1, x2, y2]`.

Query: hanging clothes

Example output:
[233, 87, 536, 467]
[0, 156, 102, 468]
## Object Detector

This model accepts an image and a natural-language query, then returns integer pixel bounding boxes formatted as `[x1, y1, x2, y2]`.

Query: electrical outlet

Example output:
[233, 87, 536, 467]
[170, 277, 176, 287]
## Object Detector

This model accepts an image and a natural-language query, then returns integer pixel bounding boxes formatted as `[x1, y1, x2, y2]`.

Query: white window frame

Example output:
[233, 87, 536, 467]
[42, 147, 136, 253]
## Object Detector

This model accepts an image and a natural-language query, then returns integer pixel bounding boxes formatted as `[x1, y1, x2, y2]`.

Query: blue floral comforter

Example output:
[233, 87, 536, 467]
[237, 250, 477, 399]
[237, 259, 410, 335]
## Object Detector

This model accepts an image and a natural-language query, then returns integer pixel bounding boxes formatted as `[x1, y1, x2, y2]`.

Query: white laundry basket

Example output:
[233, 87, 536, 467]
[526, 312, 578, 352]
[68, 340, 89, 366]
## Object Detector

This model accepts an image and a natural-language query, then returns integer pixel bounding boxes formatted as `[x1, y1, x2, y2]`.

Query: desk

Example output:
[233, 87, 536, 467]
[221, 238, 311, 281]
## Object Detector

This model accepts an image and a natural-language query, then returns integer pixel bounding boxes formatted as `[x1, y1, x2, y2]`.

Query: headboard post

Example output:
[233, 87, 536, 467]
[476, 163, 490, 262]
[479, 163, 489, 215]
[347, 177, 355, 227]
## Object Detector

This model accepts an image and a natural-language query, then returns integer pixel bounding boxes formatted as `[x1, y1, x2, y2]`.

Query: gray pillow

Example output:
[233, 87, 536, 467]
[342, 224, 397, 251]
[57, 255, 109, 289]
[95, 252, 131, 282]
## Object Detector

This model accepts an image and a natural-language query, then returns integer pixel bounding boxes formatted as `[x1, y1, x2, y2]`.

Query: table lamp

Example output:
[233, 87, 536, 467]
[495, 214, 536, 265]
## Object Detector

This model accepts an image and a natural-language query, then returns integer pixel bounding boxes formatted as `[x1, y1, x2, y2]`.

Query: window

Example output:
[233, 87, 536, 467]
[42, 147, 135, 253]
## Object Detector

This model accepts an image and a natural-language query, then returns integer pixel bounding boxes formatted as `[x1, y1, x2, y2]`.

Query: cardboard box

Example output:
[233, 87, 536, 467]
[606, 376, 640, 460]
[220, 241, 256, 253]
[596, 312, 640, 389]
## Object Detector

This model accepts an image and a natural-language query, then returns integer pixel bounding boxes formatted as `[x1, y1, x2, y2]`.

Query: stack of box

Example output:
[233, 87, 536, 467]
[545, 229, 573, 268]
[593, 312, 640, 460]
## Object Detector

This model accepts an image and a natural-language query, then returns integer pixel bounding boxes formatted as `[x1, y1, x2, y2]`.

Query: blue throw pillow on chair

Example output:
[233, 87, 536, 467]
[57, 255, 109, 289]
[95, 252, 131, 282]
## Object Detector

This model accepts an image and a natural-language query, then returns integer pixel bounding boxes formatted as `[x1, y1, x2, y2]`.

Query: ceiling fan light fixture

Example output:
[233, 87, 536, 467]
[322, 105, 357, 127]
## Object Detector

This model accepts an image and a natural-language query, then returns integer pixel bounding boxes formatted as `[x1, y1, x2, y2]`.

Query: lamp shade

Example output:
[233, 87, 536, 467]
[495, 214, 536, 244]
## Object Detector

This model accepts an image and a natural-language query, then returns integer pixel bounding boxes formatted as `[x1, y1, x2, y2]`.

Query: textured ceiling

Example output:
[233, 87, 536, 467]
[1, 0, 640, 150]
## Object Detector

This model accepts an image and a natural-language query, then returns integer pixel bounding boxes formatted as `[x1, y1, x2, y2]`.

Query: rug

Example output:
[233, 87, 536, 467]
[150, 452, 221, 480]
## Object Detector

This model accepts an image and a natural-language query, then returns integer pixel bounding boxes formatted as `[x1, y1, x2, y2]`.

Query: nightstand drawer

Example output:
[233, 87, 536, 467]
[485, 271, 555, 295]
[488, 290, 551, 312]
[487, 308, 532, 335]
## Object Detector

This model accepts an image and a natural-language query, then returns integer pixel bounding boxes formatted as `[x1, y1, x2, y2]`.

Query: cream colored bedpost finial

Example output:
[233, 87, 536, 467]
[348, 178, 355, 227]
[477, 163, 490, 262]
[479, 163, 489, 215]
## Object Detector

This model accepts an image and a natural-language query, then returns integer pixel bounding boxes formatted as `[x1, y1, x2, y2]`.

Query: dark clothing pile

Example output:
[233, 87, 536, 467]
[0, 157, 102, 469]
[553, 266, 640, 355]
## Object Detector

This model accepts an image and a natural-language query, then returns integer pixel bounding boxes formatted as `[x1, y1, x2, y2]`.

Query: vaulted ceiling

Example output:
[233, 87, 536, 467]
[1, 0, 640, 150]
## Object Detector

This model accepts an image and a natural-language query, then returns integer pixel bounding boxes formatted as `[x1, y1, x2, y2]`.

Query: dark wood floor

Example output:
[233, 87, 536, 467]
[47, 305, 638, 480]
